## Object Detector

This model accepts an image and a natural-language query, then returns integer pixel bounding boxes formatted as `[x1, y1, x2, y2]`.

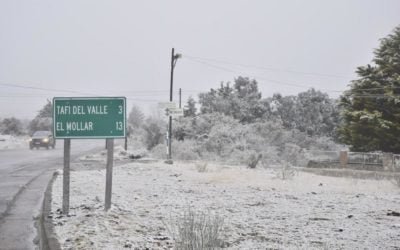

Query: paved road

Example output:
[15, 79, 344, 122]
[0, 140, 104, 250]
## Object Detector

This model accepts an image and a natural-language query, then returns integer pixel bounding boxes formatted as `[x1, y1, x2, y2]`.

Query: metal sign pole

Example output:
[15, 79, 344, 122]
[62, 138, 71, 214]
[53, 97, 125, 213]
[105, 138, 114, 211]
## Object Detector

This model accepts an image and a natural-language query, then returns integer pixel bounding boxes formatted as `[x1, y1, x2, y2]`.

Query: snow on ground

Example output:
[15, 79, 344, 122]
[50, 160, 400, 249]
[78, 145, 148, 163]
[0, 135, 29, 150]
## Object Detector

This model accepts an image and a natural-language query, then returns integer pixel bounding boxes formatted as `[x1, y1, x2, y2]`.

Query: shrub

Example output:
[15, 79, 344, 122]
[143, 117, 165, 150]
[280, 143, 307, 167]
[150, 144, 167, 159]
[166, 208, 225, 250]
[195, 163, 208, 173]
[247, 153, 262, 169]
[172, 140, 200, 161]
[275, 164, 297, 180]
[171, 113, 343, 166]
[127, 127, 147, 151]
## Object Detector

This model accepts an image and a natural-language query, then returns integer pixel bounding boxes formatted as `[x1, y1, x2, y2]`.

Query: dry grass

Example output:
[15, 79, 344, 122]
[275, 163, 297, 180]
[165, 207, 225, 250]
[247, 153, 262, 169]
[196, 163, 208, 173]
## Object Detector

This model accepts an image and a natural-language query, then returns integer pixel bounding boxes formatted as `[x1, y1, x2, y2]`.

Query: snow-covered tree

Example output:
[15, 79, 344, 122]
[268, 89, 339, 137]
[198, 77, 267, 123]
[198, 82, 236, 117]
[28, 100, 52, 133]
[184, 96, 197, 117]
[295, 88, 339, 137]
[142, 117, 165, 150]
[128, 105, 145, 129]
[0, 117, 24, 135]
[339, 25, 400, 152]
[269, 93, 297, 129]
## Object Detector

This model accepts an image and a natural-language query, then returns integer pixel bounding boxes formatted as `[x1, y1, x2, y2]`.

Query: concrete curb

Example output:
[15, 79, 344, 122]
[39, 171, 61, 250]
[0, 170, 46, 222]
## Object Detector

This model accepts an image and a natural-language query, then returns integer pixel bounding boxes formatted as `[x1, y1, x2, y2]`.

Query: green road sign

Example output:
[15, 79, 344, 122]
[53, 97, 126, 138]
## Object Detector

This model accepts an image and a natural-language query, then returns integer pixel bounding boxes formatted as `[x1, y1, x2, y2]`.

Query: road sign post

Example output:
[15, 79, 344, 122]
[158, 102, 183, 163]
[62, 139, 70, 215]
[105, 138, 114, 210]
[54, 97, 126, 212]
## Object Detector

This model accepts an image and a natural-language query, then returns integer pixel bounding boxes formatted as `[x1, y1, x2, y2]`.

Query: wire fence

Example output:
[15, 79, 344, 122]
[304, 150, 340, 163]
[347, 152, 383, 166]
[305, 150, 399, 172]
[393, 154, 400, 171]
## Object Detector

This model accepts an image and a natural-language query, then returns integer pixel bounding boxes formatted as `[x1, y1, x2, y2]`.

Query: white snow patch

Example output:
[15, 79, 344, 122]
[0, 135, 29, 150]
[51, 161, 400, 249]
[78, 145, 148, 163]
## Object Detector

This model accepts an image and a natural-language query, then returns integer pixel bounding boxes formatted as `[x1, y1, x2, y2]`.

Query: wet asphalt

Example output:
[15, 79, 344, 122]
[0, 140, 103, 250]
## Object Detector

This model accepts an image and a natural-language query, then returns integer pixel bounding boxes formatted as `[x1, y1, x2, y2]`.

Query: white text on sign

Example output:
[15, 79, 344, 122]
[56, 105, 109, 115]
[56, 122, 94, 132]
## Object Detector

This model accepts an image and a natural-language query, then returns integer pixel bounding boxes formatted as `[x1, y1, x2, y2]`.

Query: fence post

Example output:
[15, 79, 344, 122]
[382, 153, 394, 172]
[340, 151, 348, 168]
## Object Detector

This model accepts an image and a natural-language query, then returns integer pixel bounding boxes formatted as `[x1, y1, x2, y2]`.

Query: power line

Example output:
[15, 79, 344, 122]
[183, 54, 353, 79]
[0, 82, 96, 96]
[184, 55, 400, 94]
[185, 57, 343, 93]
[346, 94, 400, 99]
[350, 86, 400, 92]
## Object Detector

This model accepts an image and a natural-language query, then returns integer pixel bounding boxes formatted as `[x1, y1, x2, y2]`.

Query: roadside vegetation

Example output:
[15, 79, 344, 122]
[123, 25, 400, 171]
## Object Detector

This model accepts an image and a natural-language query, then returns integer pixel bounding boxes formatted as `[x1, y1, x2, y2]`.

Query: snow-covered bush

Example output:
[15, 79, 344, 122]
[150, 144, 167, 159]
[280, 143, 307, 167]
[127, 127, 147, 151]
[227, 149, 258, 165]
[203, 122, 238, 157]
[247, 153, 262, 168]
[143, 117, 165, 150]
[172, 140, 200, 161]
[309, 136, 344, 151]
[169, 111, 342, 166]
[195, 163, 208, 173]
[275, 164, 297, 180]
[166, 208, 225, 250]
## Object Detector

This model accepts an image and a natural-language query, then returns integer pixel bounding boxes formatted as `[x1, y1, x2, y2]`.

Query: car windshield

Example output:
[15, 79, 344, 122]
[33, 131, 51, 137]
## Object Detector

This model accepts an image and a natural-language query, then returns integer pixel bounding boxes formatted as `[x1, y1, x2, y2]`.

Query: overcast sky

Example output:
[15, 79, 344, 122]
[1, 0, 400, 119]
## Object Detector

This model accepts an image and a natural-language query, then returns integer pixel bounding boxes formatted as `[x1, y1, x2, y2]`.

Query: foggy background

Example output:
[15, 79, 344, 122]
[1, 0, 400, 118]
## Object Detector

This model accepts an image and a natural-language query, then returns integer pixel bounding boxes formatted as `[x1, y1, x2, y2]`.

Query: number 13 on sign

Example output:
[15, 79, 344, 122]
[116, 121, 123, 130]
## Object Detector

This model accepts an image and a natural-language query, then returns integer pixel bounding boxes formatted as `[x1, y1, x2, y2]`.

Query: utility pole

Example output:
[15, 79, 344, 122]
[167, 48, 181, 163]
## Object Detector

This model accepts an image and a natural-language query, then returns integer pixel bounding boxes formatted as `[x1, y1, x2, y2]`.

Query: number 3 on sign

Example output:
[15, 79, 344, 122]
[116, 121, 123, 131]
[118, 105, 123, 114]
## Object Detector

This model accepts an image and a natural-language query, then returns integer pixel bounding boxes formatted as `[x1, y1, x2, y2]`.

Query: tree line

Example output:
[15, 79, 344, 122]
[1, 25, 399, 154]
